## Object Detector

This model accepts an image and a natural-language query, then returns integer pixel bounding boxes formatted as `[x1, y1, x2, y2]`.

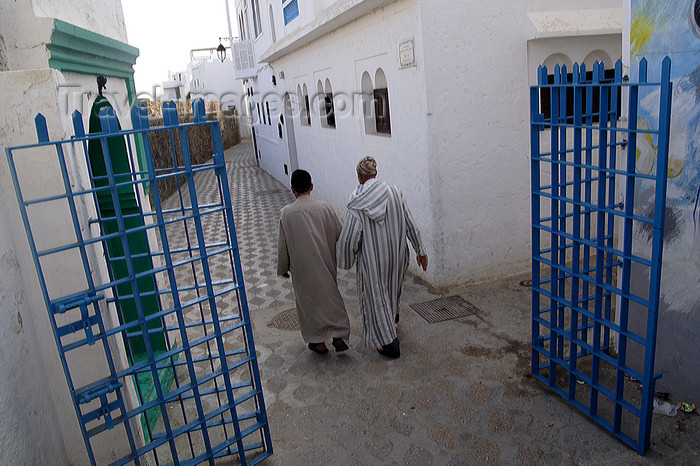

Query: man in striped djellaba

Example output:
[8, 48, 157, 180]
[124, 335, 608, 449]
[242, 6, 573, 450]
[337, 156, 428, 359]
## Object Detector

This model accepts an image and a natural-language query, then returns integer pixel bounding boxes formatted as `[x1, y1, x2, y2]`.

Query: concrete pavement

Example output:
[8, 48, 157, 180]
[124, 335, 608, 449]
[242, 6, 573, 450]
[220, 139, 699, 465]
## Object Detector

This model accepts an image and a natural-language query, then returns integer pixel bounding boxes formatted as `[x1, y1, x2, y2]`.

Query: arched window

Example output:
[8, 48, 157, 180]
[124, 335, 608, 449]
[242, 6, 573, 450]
[301, 84, 311, 126]
[361, 72, 375, 134]
[324, 78, 335, 128]
[582, 51, 620, 122]
[543, 53, 573, 72]
[240, 1, 250, 40]
[317, 80, 334, 129]
[269, 5, 276, 43]
[583, 50, 612, 70]
[374, 68, 390, 135]
[362, 68, 391, 136]
[238, 8, 247, 40]
[540, 52, 619, 123]
[251, 0, 262, 38]
[296, 84, 303, 120]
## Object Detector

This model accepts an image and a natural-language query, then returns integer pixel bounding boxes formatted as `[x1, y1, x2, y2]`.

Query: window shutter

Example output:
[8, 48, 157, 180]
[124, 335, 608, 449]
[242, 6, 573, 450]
[304, 95, 311, 125]
[283, 0, 299, 25]
[325, 94, 335, 128]
[374, 88, 391, 134]
[233, 40, 256, 79]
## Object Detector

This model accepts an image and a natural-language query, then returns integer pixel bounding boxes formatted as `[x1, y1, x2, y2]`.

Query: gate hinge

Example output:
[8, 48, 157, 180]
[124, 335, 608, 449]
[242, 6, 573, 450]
[534, 336, 545, 348]
[52, 292, 105, 314]
[76, 377, 124, 430]
[532, 113, 546, 132]
[52, 292, 105, 346]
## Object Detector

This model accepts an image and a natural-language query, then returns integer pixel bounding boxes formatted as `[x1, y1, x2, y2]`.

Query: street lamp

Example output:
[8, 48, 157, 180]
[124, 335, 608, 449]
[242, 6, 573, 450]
[217, 39, 226, 62]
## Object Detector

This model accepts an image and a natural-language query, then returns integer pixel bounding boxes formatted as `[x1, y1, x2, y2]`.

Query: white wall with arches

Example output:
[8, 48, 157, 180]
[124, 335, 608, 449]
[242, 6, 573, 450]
[241, 0, 622, 288]
[263, 0, 435, 271]
[528, 35, 622, 85]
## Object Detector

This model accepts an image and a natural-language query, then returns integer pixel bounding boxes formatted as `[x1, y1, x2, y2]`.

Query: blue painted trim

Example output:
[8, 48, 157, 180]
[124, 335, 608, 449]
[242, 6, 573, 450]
[283, 0, 299, 24]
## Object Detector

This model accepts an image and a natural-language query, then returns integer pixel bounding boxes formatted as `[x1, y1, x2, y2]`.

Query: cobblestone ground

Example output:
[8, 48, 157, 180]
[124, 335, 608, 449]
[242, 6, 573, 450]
[164, 139, 698, 465]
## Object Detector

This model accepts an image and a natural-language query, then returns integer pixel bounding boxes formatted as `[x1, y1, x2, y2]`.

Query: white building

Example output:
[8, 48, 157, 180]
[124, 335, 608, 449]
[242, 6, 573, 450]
[162, 70, 188, 100]
[188, 44, 250, 136]
[189, 46, 236, 107]
[0, 0, 143, 463]
[162, 47, 239, 106]
[232, 0, 623, 288]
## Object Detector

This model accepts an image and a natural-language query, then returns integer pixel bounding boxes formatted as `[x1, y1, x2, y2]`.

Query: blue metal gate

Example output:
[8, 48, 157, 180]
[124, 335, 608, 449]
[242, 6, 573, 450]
[5, 99, 272, 464]
[530, 57, 672, 455]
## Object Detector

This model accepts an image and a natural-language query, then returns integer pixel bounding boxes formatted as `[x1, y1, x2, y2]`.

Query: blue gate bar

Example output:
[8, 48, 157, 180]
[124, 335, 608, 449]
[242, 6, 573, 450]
[640, 55, 673, 452]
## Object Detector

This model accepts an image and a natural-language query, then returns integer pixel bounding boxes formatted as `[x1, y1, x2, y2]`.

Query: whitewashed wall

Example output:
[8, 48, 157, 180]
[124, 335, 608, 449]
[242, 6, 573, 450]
[0, 0, 53, 70]
[0, 2, 69, 459]
[243, 0, 622, 288]
[419, 0, 620, 287]
[32, 0, 129, 43]
[0, 68, 76, 466]
[191, 57, 245, 110]
[0, 216, 65, 465]
[0, 74, 69, 459]
[0, 68, 141, 466]
[263, 0, 435, 270]
[0, 1, 140, 464]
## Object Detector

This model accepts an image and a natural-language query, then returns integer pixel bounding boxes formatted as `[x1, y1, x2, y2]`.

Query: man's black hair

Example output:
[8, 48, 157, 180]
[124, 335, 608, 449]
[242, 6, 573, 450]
[291, 169, 312, 193]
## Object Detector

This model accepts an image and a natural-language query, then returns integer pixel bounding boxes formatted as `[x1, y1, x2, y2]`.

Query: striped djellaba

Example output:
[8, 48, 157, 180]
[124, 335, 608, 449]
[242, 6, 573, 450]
[337, 178, 426, 348]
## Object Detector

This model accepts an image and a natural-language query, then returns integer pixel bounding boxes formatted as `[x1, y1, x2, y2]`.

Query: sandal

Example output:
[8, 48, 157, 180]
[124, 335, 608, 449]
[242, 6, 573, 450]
[377, 338, 400, 359]
[332, 338, 349, 352]
[308, 342, 329, 354]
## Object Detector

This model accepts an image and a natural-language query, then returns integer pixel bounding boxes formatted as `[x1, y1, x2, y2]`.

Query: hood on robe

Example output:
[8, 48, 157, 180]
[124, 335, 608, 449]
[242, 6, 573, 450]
[347, 180, 390, 224]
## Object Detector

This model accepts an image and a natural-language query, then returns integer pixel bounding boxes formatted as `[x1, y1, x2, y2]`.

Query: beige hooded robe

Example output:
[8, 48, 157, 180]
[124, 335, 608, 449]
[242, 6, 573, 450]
[277, 196, 350, 343]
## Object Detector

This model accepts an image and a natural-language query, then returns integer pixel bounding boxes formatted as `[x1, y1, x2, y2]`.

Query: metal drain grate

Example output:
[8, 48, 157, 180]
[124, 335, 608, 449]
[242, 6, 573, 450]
[410, 295, 480, 323]
[268, 308, 300, 331]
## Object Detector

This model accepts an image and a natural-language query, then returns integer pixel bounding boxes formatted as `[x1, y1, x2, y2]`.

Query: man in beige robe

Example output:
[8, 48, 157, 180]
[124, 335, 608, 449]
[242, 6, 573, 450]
[277, 169, 350, 354]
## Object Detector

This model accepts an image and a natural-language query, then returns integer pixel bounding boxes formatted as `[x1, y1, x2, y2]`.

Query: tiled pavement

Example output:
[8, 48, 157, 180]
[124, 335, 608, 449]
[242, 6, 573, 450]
[174, 139, 698, 464]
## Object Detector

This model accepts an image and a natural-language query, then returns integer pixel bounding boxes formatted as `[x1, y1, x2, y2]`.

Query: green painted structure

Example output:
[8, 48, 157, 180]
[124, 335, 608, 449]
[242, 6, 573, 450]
[46, 18, 171, 433]
[87, 95, 167, 358]
[47, 19, 148, 188]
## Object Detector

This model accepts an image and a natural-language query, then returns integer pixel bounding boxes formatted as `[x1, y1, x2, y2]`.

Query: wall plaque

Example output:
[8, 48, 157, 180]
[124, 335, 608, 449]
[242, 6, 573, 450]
[398, 37, 416, 68]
